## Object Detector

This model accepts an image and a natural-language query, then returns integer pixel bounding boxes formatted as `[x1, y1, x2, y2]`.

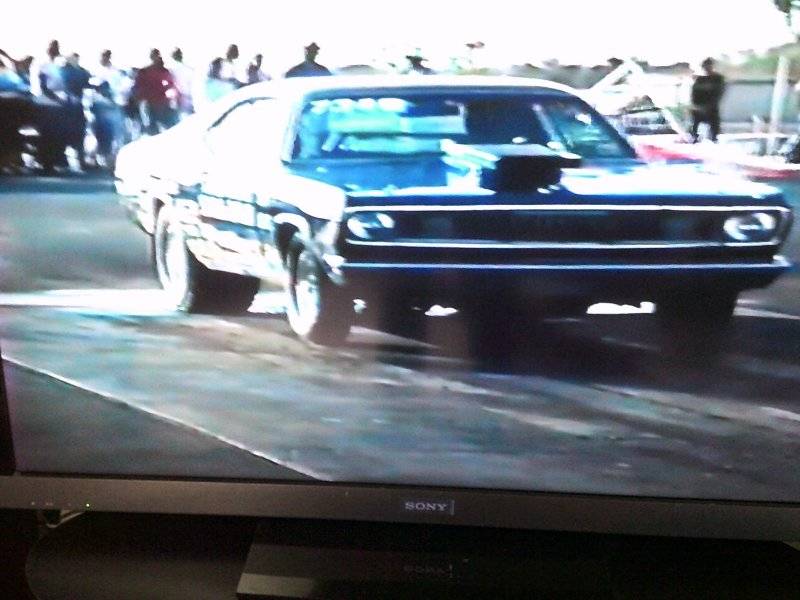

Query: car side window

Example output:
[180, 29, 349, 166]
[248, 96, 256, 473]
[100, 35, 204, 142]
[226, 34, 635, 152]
[533, 100, 635, 159]
[204, 99, 281, 167]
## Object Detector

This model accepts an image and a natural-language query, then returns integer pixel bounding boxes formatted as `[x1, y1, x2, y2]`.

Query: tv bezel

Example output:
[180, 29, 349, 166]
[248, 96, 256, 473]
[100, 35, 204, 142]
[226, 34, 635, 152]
[1, 475, 799, 540]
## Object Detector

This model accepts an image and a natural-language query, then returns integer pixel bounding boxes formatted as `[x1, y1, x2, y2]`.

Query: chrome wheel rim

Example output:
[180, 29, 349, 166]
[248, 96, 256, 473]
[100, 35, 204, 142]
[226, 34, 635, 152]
[291, 249, 321, 334]
[160, 216, 189, 304]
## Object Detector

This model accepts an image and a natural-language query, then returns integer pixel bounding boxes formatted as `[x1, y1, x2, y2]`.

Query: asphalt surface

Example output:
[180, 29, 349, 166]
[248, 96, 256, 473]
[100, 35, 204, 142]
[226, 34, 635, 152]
[4, 362, 309, 480]
[1, 173, 799, 501]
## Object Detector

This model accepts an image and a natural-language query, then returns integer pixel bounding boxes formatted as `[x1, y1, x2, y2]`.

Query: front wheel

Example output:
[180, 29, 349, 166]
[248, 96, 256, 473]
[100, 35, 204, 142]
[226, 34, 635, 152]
[154, 205, 260, 314]
[285, 237, 353, 345]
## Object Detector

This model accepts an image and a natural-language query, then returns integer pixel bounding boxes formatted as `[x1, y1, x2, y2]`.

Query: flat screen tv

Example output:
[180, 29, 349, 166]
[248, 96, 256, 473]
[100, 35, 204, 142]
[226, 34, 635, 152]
[1, 0, 800, 542]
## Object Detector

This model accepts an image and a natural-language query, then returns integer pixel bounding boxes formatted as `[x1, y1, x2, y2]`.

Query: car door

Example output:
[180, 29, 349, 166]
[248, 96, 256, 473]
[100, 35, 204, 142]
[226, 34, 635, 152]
[197, 98, 281, 277]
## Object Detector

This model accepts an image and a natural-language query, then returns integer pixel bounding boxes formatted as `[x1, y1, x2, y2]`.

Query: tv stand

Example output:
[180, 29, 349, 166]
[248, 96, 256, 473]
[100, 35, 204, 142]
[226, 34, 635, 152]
[10, 511, 799, 599]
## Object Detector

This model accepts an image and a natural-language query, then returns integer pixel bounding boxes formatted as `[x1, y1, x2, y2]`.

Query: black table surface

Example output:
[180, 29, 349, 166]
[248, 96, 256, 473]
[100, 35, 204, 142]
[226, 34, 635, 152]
[2, 509, 800, 599]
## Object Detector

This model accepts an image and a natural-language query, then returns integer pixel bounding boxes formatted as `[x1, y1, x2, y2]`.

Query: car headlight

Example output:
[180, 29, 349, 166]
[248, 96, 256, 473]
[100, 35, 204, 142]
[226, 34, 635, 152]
[346, 212, 395, 240]
[723, 212, 778, 242]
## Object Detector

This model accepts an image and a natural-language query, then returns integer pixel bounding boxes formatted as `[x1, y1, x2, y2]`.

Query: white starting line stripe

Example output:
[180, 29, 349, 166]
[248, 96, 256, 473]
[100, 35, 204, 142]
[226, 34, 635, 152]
[0, 290, 174, 313]
[0, 289, 287, 314]
[2, 355, 329, 482]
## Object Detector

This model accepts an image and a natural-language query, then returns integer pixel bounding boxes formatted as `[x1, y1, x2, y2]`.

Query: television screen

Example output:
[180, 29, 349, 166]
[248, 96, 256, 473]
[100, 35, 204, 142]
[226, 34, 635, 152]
[1, 0, 799, 530]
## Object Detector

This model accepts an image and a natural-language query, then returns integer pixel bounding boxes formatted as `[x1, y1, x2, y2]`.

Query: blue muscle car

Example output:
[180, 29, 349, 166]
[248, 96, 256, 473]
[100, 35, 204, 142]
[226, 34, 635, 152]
[114, 76, 793, 346]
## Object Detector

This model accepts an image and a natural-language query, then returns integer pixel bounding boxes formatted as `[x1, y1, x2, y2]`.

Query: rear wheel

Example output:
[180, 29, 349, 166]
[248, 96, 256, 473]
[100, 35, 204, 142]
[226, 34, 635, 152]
[154, 205, 260, 314]
[285, 237, 353, 345]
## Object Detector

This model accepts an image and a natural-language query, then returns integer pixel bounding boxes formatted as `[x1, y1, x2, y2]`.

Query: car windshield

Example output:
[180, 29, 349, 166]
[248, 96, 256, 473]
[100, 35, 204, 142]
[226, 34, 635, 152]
[292, 93, 635, 160]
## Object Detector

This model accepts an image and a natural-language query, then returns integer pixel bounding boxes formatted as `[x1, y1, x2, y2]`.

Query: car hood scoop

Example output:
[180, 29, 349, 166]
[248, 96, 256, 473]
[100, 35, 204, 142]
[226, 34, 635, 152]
[442, 141, 582, 191]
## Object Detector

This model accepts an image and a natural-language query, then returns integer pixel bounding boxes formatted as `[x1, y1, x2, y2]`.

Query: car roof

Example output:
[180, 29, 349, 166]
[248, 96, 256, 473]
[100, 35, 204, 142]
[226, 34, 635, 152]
[192, 75, 588, 132]
[230, 75, 579, 102]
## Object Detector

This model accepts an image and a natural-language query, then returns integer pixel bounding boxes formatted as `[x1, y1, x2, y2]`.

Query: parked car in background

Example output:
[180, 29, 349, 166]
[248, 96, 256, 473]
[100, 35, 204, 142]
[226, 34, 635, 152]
[115, 76, 793, 347]
[0, 80, 82, 172]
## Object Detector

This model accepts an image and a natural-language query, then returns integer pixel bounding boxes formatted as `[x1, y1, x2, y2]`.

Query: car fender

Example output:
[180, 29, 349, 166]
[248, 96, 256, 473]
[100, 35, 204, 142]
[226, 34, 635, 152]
[270, 173, 347, 222]
[273, 212, 312, 248]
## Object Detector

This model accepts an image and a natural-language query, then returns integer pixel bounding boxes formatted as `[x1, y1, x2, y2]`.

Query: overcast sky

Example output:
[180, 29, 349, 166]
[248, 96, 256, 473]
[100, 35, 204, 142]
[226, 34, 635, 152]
[2, 0, 795, 71]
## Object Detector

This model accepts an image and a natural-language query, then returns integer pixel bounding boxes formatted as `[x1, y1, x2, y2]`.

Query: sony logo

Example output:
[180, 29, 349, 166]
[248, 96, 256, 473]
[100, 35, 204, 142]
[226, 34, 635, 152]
[402, 500, 455, 515]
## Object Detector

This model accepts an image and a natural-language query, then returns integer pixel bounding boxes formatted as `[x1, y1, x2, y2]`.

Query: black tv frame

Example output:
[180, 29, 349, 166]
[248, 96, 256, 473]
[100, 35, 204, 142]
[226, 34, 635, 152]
[0, 358, 15, 476]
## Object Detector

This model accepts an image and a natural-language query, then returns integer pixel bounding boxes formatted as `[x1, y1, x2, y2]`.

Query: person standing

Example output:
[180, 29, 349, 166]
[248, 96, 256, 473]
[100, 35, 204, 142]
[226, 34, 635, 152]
[168, 47, 194, 115]
[30, 40, 70, 171]
[61, 52, 91, 99]
[195, 57, 237, 111]
[690, 57, 725, 143]
[90, 50, 129, 167]
[285, 42, 331, 78]
[405, 53, 434, 75]
[246, 54, 271, 85]
[32, 40, 65, 100]
[93, 50, 131, 106]
[131, 49, 179, 135]
[221, 44, 246, 88]
[61, 53, 92, 169]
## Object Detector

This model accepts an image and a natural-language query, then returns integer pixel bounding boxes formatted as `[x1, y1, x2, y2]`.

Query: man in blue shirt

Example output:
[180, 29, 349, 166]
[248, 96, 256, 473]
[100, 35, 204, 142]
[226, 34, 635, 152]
[61, 53, 91, 100]
[60, 53, 92, 169]
[285, 43, 332, 78]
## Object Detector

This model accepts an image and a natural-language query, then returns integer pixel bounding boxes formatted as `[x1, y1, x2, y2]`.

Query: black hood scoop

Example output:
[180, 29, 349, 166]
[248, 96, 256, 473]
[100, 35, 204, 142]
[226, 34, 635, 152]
[442, 141, 582, 191]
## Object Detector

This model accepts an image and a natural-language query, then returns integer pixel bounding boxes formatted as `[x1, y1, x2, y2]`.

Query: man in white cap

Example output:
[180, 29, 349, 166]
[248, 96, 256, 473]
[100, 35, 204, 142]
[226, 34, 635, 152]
[285, 42, 331, 78]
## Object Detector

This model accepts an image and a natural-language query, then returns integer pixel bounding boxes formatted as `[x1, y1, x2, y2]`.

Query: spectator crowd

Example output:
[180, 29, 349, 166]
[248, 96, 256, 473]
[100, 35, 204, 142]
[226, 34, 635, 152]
[0, 34, 742, 176]
[0, 39, 379, 172]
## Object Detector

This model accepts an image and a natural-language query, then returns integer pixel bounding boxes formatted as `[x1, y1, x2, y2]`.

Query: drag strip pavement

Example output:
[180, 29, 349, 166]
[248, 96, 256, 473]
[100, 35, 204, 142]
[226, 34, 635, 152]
[1, 288, 799, 502]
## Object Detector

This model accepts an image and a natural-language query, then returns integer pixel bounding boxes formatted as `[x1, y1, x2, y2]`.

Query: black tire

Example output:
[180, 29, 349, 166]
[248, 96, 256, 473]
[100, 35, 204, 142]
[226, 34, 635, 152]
[656, 291, 738, 354]
[285, 236, 353, 345]
[154, 205, 260, 314]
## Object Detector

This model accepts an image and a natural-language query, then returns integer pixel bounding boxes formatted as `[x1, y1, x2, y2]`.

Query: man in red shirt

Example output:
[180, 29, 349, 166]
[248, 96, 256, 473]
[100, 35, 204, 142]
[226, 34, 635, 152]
[131, 49, 179, 135]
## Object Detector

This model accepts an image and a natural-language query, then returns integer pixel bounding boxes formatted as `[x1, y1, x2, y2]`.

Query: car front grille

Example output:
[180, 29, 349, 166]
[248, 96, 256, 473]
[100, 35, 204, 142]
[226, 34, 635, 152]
[345, 207, 786, 248]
